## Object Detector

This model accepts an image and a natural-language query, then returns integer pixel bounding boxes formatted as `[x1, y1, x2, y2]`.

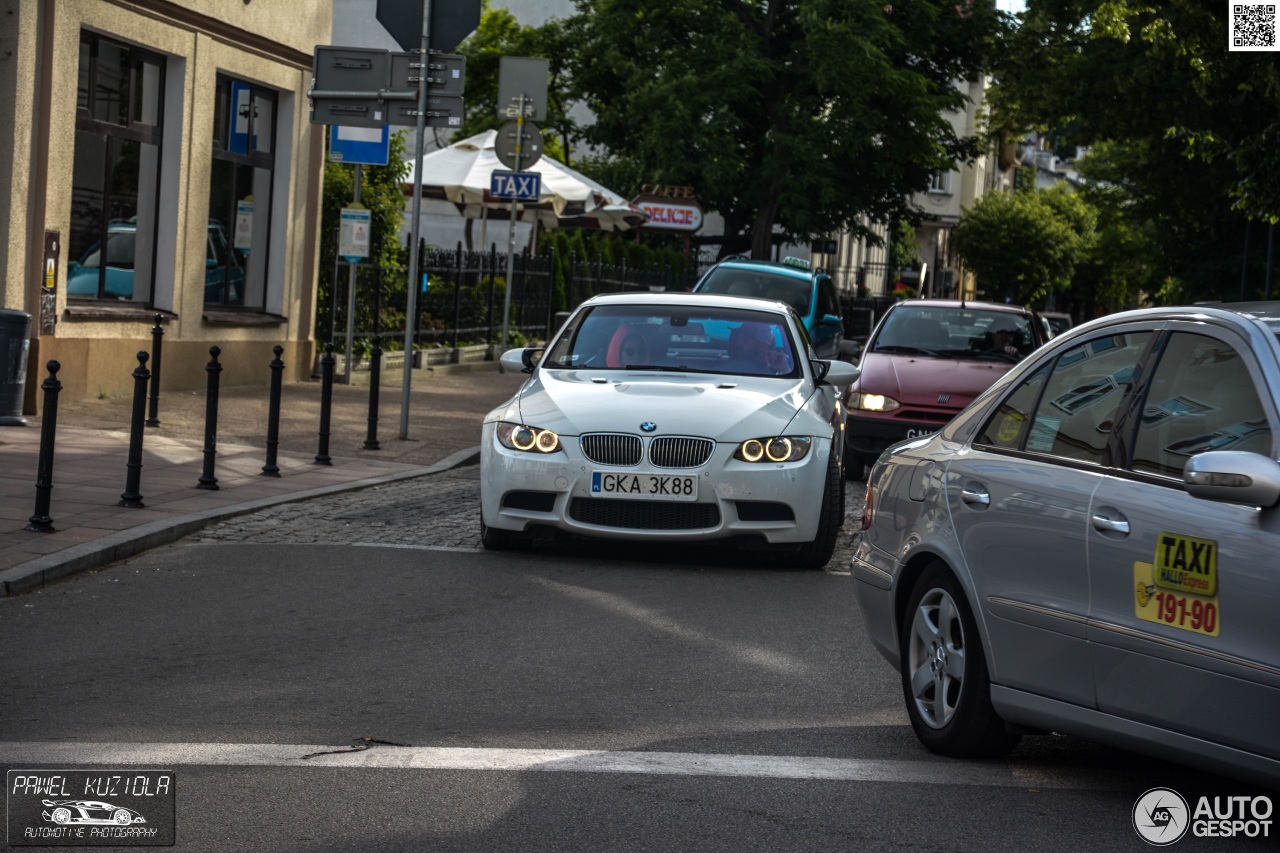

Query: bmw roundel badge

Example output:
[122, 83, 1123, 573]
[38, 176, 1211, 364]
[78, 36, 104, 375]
[640, 422, 657, 432]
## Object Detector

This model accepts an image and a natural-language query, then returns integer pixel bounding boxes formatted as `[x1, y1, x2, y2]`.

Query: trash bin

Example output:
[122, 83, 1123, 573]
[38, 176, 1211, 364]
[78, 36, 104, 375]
[0, 309, 32, 426]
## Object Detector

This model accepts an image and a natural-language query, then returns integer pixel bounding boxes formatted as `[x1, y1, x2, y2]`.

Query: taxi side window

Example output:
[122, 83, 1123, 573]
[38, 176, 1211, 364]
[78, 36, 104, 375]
[1130, 332, 1272, 478]
[818, 278, 840, 317]
[977, 363, 1049, 449]
[978, 332, 1151, 462]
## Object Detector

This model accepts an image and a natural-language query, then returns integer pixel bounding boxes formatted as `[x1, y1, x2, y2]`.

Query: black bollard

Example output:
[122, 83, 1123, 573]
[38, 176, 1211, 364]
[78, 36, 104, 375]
[197, 346, 222, 490]
[25, 361, 62, 532]
[363, 336, 381, 450]
[262, 344, 284, 477]
[315, 342, 335, 465]
[119, 351, 150, 508]
[145, 313, 164, 427]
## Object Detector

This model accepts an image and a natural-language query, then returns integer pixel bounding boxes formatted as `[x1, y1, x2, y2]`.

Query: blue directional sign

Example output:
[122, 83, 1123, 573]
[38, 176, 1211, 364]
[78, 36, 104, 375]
[329, 125, 390, 166]
[490, 170, 542, 201]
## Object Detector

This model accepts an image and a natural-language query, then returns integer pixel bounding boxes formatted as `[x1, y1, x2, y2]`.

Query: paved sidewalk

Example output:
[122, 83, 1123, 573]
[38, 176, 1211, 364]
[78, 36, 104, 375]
[0, 364, 525, 596]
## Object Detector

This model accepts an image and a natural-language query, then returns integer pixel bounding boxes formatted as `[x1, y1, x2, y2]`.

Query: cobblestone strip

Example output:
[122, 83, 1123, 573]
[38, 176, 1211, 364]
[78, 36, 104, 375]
[192, 466, 866, 567]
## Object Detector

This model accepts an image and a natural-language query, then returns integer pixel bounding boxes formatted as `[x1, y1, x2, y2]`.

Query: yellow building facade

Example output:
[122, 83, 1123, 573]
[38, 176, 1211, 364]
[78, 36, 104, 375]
[0, 0, 331, 410]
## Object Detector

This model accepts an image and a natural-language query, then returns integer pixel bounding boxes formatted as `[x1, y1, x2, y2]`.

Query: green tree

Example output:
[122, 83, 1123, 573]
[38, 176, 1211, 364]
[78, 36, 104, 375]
[989, 1, 1272, 300]
[565, 0, 1005, 260]
[951, 189, 1082, 305]
[456, 2, 581, 161]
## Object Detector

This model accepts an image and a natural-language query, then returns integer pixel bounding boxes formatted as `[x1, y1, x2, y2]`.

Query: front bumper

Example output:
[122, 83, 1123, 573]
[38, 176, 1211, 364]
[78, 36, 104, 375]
[844, 412, 947, 463]
[479, 425, 832, 544]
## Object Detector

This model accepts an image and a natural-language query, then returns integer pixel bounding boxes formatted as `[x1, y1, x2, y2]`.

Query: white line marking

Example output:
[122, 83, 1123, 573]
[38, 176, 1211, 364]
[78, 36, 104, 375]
[0, 742, 1115, 789]
[527, 576, 808, 675]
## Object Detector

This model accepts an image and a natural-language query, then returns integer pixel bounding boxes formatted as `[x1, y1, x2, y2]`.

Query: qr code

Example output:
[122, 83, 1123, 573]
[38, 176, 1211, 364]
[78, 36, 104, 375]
[1232, 4, 1278, 50]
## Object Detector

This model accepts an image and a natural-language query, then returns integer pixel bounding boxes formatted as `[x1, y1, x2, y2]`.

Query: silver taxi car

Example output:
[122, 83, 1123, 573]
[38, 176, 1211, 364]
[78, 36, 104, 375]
[853, 302, 1280, 787]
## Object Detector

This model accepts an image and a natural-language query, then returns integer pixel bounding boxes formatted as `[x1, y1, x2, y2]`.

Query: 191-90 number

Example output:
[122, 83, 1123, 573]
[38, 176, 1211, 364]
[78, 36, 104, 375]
[1155, 591, 1218, 633]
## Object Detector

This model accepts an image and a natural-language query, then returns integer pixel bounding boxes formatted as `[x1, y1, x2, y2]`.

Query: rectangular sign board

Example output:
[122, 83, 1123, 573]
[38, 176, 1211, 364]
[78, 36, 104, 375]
[329, 125, 390, 165]
[387, 94, 464, 128]
[313, 46, 391, 93]
[497, 57, 549, 121]
[490, 170, 542, 202]
[390, 52, 466, 97]
[7, 769, 176, 846]
[339, 207, 373, 261]
[311, 98, 386, 128]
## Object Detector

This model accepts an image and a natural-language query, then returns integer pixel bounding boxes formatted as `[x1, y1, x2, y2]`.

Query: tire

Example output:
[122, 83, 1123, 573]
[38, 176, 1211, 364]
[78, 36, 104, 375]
[480, 519, 521, 551]
[794, 449, 843, 569]
[52, 808, 71, 825]
[113, 809, 132, 825]
[899, 564, 1021, 757]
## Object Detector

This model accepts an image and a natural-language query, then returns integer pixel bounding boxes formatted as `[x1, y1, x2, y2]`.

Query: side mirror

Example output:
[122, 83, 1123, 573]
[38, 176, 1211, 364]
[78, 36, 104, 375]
[812, 359, 859, 387]
[821, 313, 842, 327]
[499, 347, 544, 374]
[1184, 451, 1280, 507]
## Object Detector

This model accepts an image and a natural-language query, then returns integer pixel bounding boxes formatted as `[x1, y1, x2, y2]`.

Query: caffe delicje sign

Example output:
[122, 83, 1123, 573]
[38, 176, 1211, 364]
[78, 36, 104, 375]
[633, 184, 703, 233]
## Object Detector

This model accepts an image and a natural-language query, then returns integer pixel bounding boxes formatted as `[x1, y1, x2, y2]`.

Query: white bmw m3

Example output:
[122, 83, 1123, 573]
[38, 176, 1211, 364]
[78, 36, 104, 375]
[479, 291, 858, 568]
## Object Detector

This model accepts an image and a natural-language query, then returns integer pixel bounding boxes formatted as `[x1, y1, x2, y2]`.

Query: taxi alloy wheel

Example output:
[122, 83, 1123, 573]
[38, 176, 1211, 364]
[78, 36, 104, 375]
[900, 563, 1021, 758]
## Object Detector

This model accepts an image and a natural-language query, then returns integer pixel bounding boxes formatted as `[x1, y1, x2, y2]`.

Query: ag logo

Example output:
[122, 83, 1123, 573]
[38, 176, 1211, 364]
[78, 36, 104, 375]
[1133, 787, 1190, 845]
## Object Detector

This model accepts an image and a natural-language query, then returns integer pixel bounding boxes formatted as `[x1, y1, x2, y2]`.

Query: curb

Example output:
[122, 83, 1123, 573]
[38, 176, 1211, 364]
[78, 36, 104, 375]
[0, 445, 482, 598]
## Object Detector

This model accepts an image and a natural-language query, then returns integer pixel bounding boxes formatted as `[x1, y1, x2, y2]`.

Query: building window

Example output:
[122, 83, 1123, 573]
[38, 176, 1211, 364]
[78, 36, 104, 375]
[928, 171, 952, 194]
[207, 75, 277, 309]
[68, 33, 165, 302]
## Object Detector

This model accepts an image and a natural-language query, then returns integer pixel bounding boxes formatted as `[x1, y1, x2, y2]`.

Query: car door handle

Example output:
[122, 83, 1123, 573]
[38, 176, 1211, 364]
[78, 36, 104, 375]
[1090, 514, 1130, 535]
[960, 486, 990, 507]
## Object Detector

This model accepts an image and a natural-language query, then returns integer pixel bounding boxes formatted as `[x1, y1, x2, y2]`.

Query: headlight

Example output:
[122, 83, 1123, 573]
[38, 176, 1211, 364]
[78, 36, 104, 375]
[847, 392, 900, 412]
[734, 436, 811, 463]
[496, 422, 562, 454]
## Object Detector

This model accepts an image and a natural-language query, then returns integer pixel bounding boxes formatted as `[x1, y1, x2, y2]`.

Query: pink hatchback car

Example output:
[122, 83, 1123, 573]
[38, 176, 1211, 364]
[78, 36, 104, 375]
[843, 300, 1048, 480]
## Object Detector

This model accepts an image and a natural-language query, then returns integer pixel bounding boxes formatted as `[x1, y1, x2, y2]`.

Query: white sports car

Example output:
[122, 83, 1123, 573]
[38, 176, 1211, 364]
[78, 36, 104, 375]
[480, 291, 858, 568]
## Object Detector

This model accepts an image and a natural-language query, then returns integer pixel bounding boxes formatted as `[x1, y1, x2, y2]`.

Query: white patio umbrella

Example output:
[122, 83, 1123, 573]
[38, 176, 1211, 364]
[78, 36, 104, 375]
[404, 129, 649, 232]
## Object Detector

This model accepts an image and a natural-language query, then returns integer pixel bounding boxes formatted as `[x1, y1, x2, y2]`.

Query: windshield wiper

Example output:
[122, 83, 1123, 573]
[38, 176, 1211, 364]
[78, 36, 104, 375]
[623, 364, 699, 372]
[873, 344, 952, 358]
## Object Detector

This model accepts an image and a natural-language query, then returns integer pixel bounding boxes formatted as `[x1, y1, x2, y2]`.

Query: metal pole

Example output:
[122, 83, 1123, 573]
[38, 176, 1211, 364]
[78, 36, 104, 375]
[145, 314, 164, 426]
[344, 164, 362, 385]
[262, 345, 284, 477]
[500, 93, 526, 355]
[119, 351, 150, 508]
[197, 347, 222, 490]
[400, 0, 432, 439]
[316, 342, 335, 465]
[26, 360, 62, 533]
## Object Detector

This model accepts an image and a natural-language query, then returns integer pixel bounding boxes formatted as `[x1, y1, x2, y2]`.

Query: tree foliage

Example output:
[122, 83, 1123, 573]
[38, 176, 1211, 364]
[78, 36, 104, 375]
[456, 1, 581, 162]
[951, 187, 1085, 305]
[989, 1, 1278, 301]
[564, 0, 1005, 260]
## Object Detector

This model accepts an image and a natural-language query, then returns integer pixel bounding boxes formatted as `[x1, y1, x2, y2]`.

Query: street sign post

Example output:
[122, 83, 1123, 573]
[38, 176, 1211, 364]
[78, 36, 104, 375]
[490, 171, 542, 202]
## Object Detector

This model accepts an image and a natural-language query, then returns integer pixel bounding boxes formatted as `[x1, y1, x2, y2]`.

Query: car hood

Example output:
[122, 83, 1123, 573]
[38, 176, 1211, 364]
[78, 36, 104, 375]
[857, 352, 1016, 409]
[490, 369, 811, 437]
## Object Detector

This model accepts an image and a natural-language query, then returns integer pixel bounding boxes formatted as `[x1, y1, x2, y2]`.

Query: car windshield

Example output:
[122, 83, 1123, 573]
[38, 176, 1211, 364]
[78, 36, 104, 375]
[542, 304, 801, 378]
[696, 267, 813, 315]
[872, 307, 1037, 362]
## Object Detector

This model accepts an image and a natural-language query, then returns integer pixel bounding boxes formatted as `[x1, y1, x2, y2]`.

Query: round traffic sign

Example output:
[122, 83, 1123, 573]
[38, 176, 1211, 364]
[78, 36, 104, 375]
[496, 120, 543, 170]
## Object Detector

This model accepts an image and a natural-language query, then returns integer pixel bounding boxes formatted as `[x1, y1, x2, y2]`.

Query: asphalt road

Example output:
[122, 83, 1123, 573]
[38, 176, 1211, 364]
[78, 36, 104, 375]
[1, 470, 1274, 851]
